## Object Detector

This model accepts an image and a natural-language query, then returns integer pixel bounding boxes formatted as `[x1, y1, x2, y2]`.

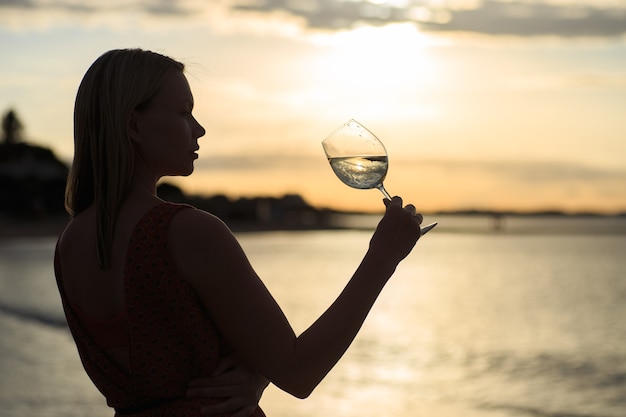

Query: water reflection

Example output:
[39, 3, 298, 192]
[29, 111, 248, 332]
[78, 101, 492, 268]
[1, 227, 625, 417]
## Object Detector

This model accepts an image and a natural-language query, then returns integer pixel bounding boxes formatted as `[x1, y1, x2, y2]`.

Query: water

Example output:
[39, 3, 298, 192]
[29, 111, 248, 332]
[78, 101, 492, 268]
[328, 156, 388, 189]
[1, 217, 625, 417]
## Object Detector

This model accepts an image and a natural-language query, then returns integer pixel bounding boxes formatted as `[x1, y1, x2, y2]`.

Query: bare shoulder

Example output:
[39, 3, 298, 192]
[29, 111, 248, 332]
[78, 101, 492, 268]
[169, 207, 235, 246]
[57, 208, 95, 253]
[168, 207, 248, 278]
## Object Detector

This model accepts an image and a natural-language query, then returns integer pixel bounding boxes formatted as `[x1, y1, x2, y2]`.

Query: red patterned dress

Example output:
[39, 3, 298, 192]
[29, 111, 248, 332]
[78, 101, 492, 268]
[55, 202, 266, 417]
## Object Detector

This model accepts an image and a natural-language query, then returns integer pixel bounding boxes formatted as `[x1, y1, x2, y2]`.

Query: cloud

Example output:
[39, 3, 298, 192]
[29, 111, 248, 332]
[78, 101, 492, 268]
[194, 153, 321, 172]
[508, 161, 625, 183]
[228, 0, 626, 38]
[0, 0, 199, 16]
[420, 0, 626, 37]
[2, 0, 623, 38]
[188, 154, 626, 212]
[0, 0, 211, 31]
[196, 151, 626, 187]
[0, 0, 33, 7]
[413, 158, 626, 183]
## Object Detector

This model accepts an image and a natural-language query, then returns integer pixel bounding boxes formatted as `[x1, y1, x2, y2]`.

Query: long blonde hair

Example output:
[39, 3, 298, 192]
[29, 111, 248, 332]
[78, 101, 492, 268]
[66, 48, 185, 269]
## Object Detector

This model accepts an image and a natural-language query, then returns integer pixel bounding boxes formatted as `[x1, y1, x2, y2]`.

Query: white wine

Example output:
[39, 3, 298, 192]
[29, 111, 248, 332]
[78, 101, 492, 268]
[328, 156, 388, 190]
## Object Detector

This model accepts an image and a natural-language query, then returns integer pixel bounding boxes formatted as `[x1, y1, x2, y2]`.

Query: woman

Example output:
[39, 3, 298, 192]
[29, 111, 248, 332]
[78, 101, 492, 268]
[55, 48, 424, 416]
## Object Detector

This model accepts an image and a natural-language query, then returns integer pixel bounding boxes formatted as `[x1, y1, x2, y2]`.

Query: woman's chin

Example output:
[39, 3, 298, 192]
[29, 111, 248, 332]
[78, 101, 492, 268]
[166, 165, 195, 177]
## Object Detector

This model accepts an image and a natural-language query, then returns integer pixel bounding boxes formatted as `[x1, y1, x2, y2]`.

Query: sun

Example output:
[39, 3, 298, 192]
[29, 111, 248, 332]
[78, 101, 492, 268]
[307, 23, 444, 120]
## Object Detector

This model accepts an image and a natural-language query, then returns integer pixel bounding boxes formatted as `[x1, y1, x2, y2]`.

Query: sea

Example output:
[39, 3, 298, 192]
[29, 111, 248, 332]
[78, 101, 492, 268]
[1, 214, 625, 417]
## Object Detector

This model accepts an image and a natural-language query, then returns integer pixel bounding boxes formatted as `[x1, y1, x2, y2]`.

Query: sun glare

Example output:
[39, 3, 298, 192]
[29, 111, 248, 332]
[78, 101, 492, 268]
[308, 23, 444, 120]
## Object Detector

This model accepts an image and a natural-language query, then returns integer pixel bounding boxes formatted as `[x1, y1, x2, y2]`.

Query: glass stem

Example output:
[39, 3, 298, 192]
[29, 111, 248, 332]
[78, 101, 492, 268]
[376, 184, 392, 200]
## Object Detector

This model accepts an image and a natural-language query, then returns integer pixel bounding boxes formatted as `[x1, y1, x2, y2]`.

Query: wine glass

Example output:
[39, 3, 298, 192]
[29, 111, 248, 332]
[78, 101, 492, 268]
[322, 119, 437, 235]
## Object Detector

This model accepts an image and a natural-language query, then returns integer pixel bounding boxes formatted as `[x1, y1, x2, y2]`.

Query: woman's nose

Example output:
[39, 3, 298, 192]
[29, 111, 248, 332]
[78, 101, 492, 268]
[194, 117, 206, 139]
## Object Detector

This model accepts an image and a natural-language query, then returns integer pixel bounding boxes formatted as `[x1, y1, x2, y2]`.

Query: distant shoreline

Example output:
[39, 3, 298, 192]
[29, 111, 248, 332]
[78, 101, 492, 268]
[2, 211, 626, 240]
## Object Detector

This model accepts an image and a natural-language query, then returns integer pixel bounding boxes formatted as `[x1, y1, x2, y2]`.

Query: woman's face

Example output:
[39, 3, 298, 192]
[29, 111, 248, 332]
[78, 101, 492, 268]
[131, 71, 206, 178]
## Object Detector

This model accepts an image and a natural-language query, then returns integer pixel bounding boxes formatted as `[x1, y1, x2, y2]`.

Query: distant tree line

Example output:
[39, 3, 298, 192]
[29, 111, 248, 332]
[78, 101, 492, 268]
[156, 182, 334, 230]
[0, 109, 68, 217]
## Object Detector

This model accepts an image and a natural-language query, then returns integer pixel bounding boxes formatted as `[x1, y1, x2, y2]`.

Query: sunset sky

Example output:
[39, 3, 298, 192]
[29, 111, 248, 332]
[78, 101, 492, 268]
[1, 0, 625, 213]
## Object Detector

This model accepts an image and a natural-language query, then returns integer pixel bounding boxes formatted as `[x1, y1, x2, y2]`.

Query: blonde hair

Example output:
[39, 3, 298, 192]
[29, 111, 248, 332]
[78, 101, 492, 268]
[66, 48, 185, 269]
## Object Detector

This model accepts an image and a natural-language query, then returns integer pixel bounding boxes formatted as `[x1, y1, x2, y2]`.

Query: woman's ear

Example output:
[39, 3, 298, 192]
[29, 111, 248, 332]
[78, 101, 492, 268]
[126, 110, 142, 144]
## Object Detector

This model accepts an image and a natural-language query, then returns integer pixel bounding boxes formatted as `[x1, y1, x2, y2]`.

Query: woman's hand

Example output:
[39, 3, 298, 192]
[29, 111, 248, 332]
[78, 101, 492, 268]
[187, 354, 269, 417]
[368, 196, 423, 265]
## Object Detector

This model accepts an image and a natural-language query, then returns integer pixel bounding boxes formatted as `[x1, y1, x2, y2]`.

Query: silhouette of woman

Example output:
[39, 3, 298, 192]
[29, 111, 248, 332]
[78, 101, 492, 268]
[55, 48, 424, 416]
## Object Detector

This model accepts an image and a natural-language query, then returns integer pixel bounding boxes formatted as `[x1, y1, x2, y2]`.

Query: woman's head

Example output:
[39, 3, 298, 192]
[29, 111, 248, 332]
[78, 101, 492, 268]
[67, 48, 187, 268]
[67, 48, 185, 215]
[127, 69, 205, 180]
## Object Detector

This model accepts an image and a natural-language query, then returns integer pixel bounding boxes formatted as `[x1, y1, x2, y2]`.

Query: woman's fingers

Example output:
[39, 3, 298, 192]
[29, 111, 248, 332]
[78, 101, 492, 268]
[190, 371, 242, 387]
[187, 382, 238, 398]
[187, 356, 268, 416]
[211, 354, 240, 376]
[228, 405, 257, 417]
[370, 195, 426, 263]
[386, 195, 402, 207]
[199, 399, 255, 417]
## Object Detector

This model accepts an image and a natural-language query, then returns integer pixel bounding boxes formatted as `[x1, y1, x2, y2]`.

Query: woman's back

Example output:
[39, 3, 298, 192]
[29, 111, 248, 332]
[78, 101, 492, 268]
[55, 201, 252, 415]
[57, 198, 158, 370]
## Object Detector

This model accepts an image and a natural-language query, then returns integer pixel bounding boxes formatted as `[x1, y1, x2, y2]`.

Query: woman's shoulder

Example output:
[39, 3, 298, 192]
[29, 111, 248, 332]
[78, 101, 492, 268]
[170, 205, 229, 231]
[169, 206, 237, 248]
[167, 206, 247, 283]
[57, 207, 96, 250]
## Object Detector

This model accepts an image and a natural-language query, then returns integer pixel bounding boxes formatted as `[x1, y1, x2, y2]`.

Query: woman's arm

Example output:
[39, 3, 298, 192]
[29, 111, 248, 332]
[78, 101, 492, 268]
[169, 196, 421, 398]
